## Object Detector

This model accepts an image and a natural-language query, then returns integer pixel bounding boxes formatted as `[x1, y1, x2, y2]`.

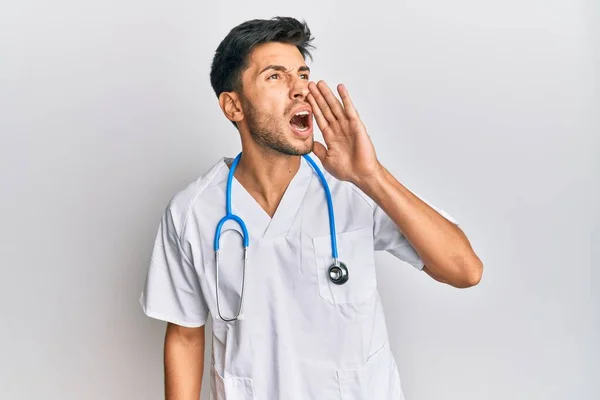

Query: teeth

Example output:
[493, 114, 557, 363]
[295, 111, 309, 117]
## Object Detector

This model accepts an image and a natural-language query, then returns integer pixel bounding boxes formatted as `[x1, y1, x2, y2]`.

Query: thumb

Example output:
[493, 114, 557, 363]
[312, 141, 328, 163]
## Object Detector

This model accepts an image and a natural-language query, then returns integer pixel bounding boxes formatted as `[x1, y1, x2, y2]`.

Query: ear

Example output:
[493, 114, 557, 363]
[218, 92, 244, 124]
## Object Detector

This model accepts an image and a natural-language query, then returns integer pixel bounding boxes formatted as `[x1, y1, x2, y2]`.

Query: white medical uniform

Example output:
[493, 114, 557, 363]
[140, 154, 457, 400]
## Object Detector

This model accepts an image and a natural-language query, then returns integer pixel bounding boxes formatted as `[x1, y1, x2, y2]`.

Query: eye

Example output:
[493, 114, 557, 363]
[268, 73, 281, 80]
[300, 74, 309, 80]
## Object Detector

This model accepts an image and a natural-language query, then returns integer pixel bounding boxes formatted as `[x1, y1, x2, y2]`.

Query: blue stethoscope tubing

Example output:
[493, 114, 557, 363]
[214, 152, 347, 321]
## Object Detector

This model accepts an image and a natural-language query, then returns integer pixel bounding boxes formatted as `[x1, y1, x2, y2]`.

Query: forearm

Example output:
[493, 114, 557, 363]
[164, 324, 205, 399]
[357, 164, 483, 287]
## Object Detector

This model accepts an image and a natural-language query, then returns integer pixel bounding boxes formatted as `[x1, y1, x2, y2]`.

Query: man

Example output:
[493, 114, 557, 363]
[140, 16, 483, 400]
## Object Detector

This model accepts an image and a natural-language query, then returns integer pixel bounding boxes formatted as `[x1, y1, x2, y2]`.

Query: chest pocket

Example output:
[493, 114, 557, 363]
[312, 227, 377, 304]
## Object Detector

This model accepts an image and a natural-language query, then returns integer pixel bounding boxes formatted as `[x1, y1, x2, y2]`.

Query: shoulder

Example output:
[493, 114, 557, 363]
[305, 153, 376, 211]
[162, 157, 229, 235]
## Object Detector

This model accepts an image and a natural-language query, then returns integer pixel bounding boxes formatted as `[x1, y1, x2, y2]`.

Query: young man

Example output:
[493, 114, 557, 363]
[140, 16, 483, 400]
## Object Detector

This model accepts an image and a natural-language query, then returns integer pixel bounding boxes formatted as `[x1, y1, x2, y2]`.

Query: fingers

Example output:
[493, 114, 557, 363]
[337, 84, 359, 120]
[307, 92, 330, 133]
[317, 81, 346, 119]
[308, 81, 344, 124]
[308, 81, 360, 124]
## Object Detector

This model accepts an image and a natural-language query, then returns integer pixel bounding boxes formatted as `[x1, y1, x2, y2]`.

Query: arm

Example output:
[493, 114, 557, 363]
[307, 80, 483, 288]
[164, 322, 206, 399]
[356, 164, 483, 288]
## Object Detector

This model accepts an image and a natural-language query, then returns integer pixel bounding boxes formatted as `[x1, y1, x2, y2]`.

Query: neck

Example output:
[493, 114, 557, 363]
[230, 146, 302, 217]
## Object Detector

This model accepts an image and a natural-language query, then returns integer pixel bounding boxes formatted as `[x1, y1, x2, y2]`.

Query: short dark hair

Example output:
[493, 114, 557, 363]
[209, 17, 315, 98]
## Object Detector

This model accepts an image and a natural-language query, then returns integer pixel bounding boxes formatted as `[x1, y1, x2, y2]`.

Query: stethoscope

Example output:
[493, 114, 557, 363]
[214, 152, 348, 321]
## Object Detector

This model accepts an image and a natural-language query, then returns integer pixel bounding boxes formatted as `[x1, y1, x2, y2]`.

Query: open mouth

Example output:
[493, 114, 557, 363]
[290, 110, 311, 132]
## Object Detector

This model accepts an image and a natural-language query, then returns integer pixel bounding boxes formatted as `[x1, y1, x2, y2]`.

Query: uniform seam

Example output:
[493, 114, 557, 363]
[348, 182, 376, 211]
[177, 159, 228, 267]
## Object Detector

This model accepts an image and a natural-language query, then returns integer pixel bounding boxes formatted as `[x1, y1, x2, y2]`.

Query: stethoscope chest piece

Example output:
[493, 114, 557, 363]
[328, 261, 349, 285]
[215, 152, 351, 321]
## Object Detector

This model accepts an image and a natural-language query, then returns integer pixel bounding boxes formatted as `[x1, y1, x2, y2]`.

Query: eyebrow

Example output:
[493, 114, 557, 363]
[259, 65, 311, 75]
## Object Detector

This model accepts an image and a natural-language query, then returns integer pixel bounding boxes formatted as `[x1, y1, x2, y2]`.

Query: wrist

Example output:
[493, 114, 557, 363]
[354, 162, 387, 197]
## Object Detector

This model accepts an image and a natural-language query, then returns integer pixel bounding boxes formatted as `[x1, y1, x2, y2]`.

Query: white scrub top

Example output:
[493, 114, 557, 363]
[140, 154, 457, 400]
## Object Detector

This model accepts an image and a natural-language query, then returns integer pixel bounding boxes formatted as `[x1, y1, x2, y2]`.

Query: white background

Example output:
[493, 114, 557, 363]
[1, 1, 598, 399]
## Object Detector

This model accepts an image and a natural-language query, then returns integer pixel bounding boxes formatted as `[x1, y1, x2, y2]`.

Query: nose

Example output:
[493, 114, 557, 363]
[290, 76, 309, 100]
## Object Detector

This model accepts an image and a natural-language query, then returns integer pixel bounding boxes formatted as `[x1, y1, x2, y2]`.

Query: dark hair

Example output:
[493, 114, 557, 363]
[210, 17, 315, 99]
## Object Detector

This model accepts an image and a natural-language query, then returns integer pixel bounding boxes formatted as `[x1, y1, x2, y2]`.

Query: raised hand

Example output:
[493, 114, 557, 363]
[307, 81, 382, 186]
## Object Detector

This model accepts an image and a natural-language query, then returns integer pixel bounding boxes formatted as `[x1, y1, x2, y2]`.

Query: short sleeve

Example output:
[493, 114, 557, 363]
[373, 196, 458, 271]
[139, 207, 209, 327]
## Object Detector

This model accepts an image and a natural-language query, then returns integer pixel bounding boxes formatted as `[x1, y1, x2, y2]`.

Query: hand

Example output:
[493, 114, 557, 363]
[307, 81, 382, 186]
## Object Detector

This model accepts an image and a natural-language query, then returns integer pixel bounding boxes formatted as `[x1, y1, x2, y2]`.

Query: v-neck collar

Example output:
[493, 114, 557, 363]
[221, 155, 314, 240]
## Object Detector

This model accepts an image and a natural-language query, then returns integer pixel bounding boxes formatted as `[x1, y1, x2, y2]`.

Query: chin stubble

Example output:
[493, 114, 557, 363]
[244, 100, 313, 156]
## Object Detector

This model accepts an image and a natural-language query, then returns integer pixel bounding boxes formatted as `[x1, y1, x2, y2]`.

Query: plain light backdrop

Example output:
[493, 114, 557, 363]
[1, 1, 598, 399]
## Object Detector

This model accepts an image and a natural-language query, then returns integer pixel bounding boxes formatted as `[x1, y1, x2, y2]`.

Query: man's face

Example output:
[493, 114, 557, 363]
[238, 42, 314, 156]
